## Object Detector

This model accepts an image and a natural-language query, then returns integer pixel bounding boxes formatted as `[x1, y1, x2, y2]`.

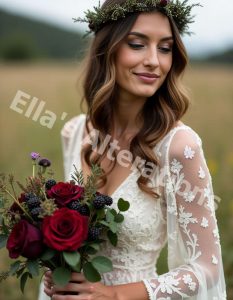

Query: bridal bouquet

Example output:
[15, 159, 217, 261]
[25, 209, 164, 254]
[0, 152, 129, 293]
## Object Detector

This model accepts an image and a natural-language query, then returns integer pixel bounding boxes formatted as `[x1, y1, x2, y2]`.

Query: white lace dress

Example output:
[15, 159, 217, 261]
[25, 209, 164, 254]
[38, 114, 226, 300]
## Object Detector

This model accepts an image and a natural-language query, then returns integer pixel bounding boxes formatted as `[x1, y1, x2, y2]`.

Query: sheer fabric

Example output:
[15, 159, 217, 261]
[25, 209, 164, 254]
[38, 114, 226, 300]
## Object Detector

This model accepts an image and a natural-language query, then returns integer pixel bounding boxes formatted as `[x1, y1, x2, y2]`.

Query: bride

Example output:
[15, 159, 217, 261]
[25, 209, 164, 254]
[39, 0, 226, 299]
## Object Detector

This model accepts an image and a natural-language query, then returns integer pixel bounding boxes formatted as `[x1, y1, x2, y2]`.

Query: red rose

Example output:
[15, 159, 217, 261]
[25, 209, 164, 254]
[42, 208, 88, 251]
[47, 182, 84, 207]
[10, 193, 25, 216]
[6, 219, 44, 259]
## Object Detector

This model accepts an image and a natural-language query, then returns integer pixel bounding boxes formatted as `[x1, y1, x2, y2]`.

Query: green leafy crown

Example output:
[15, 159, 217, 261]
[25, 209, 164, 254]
[74, 0, 201, 36]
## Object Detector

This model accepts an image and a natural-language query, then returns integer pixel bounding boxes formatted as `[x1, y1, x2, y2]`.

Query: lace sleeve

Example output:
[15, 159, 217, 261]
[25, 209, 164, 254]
[143, 128, 226, 299]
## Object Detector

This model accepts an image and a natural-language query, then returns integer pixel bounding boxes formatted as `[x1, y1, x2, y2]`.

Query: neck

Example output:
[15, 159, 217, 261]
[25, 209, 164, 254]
[112, 91, 146, 139]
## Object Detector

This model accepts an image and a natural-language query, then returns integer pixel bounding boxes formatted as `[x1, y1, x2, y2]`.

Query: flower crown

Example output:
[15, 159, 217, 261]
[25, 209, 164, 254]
[74, 0, 201, 36]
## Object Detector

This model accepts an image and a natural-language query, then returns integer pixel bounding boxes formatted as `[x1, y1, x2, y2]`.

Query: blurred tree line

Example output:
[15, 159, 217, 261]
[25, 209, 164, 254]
[0, 9, 88, 61]
[1, 8, 233, 63]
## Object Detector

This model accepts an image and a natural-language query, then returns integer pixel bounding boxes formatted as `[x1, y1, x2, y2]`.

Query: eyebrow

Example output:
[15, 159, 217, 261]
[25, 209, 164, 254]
[128, 31, 174, 42]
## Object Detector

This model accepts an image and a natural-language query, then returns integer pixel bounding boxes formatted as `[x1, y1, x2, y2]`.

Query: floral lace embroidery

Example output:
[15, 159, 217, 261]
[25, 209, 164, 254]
[55, 116, 226, 300]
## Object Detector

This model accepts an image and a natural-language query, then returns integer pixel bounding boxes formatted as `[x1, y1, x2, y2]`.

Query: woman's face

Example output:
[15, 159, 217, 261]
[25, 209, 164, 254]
[115, 11, 173, 100]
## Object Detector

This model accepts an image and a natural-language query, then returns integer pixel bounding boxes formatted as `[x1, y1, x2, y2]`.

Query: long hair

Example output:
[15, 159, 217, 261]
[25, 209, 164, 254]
[80, 0, 189, 197]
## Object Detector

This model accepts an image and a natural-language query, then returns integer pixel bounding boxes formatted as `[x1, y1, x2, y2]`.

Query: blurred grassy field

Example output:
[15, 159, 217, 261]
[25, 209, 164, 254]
[0, 61, 233, 299]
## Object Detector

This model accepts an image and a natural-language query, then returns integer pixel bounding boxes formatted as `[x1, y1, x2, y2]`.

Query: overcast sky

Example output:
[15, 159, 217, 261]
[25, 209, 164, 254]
[1, 0, 233, 57]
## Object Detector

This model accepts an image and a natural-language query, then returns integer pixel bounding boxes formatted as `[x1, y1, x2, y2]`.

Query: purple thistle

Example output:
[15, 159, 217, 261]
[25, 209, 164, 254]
[30, 152, 40, 160]
[38, 158, 51, 167]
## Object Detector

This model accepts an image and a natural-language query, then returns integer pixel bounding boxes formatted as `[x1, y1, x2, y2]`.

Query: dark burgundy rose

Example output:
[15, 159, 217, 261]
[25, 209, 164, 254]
[9, 193, 26, 216]
[47, 182, 84, 207]
[6, 219, 44, 259]
[42, 208, 88, 251]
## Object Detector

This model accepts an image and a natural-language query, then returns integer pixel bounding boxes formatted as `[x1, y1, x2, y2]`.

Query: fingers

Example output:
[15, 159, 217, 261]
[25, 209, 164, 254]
[43, 270, 54, 297]
[70, 272, 86, 282]
[53, 281, 91, 294]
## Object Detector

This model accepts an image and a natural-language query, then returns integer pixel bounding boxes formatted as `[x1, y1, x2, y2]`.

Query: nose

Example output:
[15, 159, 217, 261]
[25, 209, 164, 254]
[143, 47, 159, 68]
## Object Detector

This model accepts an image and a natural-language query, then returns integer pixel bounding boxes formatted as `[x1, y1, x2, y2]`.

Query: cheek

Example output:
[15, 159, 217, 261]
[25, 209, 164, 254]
[115, 47, 140, 76]
[160, 55, 173, 76]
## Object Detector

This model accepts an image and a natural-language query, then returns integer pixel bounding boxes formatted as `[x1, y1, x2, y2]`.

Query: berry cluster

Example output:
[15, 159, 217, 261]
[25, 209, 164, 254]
[45, 179, 56, 190]
[67, 200, 90, 216]
[93, 194, 113, 209]
[88, 227, 102, 241]
[25, 193, 42, 218]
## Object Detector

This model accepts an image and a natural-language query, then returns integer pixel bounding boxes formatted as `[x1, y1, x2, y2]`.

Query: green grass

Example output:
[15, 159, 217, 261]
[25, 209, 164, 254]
[0, 61, 233, 299]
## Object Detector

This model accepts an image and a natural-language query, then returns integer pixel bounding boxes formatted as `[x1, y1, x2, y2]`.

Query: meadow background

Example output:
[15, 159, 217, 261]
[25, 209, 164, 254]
[0, 8, 233, 299]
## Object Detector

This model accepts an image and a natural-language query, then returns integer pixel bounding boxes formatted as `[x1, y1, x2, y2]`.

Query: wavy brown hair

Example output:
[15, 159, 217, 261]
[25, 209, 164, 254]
[80, 0, 189, 197]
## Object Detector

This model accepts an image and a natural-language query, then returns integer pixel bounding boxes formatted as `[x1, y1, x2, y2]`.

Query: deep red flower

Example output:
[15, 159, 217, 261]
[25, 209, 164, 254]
[6, 219, 44, 259]
[42, 208, 88, 251]
[159, 0, 169, 7]
[9, 193, 26, 216]
[47, 182, 84, 207]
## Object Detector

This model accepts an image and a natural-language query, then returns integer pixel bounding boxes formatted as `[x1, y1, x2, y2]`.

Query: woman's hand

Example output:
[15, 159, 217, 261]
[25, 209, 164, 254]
[43, 270, 54, 297]
[44, 272, 118, 300]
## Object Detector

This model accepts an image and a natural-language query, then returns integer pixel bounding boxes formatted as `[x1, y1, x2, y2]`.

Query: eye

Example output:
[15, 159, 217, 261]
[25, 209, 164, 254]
[158, 46, 173, 54]
[128, 42, 144, 49]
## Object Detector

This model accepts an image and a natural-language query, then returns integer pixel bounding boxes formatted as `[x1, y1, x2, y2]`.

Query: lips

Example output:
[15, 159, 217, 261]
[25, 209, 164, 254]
[134, 72, 160, 78]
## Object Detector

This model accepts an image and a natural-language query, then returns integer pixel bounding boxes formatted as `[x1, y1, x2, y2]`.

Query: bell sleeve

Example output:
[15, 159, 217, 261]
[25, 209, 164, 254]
[143, 127, 226, 299]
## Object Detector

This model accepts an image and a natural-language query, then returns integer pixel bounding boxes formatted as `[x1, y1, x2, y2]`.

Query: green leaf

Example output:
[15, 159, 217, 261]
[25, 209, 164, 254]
[52, 267, 71, 286]
[100, 220, 110, 228]
[27, 260, 40, 277]
[40, 248, 56, 261]
[86, 247, 98, 255]
[83, 262, 101, 282]
[106, 210, 114, 222]
[107, 230, 118, 247]
[16, 267, 25, 278]
[63, 251, 80, 267]
[114, 213, 124, 223]
[91, 256, 113, 273]
[117, 198, 130, 212]
[96, 209, 105, 220]
[109, 221, 117, 233]
[9, 261, 21, 276]
[89, 243, 100, 251]
[20, 272, 29, 293]
[109, 208, 117, 217]
[0, 234, 7, 248]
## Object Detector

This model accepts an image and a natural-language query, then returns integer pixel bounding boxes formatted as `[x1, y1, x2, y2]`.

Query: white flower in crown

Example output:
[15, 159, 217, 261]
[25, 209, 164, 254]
[184, 145, 195, 159]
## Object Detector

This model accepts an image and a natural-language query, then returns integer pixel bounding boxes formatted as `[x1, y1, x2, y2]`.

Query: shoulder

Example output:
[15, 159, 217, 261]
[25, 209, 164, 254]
[61, 114, 86, 139]
[168, 122, 203, 159]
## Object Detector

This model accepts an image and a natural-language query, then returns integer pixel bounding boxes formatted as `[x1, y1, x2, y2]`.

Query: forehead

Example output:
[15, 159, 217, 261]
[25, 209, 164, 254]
[130, 11, 172, 38]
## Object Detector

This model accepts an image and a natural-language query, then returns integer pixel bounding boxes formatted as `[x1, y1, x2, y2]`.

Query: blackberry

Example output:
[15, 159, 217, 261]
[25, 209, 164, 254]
[88, 227, 101, 241]
[93, 195, 106, 209]
[45, 179, 57, 190]
[25, 192, 36, 201]
[67, 200, 82, 212]
[30, 207, 42, 218]
[26, 195, 41, 210]
[79, 204, 90, 216]
[103, 195, 113, 206]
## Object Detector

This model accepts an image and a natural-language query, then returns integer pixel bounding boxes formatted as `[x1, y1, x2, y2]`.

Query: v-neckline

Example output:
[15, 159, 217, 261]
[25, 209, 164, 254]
[76, 115, 137, 198]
